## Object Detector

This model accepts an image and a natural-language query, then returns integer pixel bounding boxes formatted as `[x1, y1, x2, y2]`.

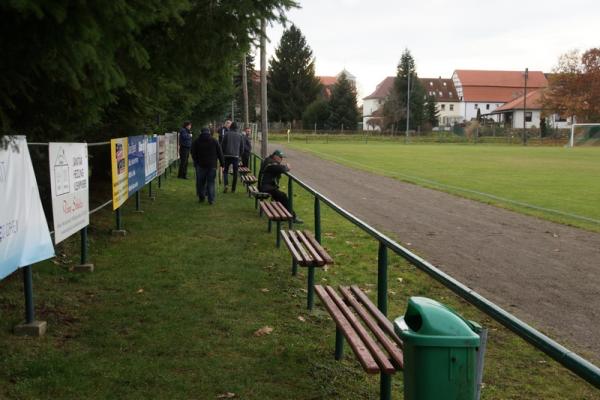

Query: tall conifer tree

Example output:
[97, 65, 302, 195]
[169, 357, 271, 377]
[326, 72, 359, 130]
[268, 24, 321, 123]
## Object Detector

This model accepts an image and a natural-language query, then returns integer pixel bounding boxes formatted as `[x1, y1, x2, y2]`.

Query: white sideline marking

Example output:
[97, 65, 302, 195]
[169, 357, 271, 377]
[302, 148, 600, 226]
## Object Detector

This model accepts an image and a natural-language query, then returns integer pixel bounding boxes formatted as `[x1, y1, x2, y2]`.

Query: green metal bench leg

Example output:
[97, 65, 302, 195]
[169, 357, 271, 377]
[307, 266, 315, 310]
[276, 221, 281, 247]
[268, 219, 272, 232]
[380, 373, 392, 400]
[292, 259, 298, 276]
[335, 327, 344, 360]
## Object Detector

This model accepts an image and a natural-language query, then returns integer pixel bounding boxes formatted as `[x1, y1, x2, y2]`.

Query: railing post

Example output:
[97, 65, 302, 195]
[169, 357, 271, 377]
[135, 191, 143, 213]
[74, 226, 94, 272]
[335, 327, 344, 359]
[112, 207, 126, 236]
[314, 197, 321, 243]
[158, 175, 161, 188]
[307, 266, 315, 310]
[253, 154, 257, 176]
[377, 242, 388, 316]
[14, 266, 47, 336]
[288, 176, 294, 229]
[149, 181, 155, 200]
[380, 373, 392, 400]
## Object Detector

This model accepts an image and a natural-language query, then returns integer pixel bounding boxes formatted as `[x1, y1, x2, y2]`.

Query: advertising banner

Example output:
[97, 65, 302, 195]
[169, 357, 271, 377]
[145, 135, 157, 183]
[0, 136, 55, 279]
[110, 137, 129, 210]
[49, 143, 89, 244]
[157, 135, 166, 175]
[127, 135, 145, 196]
[167, 132, 177, 164]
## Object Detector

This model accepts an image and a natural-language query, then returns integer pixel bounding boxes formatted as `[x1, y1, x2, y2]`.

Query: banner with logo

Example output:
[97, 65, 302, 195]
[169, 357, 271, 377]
[145, 135, 157, 183]
[128, 135, 145, 196]
[157, 135, 166, 175]
[111, 137, 129, 210]
[0, 136, 55, 279]
[49, 143, 89, 244]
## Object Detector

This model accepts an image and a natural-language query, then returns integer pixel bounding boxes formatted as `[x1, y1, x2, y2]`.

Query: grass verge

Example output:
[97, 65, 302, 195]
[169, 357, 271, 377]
[0, 168, 598, 399]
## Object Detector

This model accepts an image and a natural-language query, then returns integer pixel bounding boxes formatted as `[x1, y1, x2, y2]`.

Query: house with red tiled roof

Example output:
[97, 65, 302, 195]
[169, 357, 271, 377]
[491, 89, 571, 129]
[362, 76, 394, 130]
[452, 70, 548, 121]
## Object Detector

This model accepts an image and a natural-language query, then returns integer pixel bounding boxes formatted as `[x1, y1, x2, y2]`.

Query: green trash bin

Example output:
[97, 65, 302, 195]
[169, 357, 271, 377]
[394, 297, 482, 400]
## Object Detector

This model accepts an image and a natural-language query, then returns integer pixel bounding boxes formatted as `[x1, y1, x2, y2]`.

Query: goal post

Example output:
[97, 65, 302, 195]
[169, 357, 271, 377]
[569, 123, 600, 147]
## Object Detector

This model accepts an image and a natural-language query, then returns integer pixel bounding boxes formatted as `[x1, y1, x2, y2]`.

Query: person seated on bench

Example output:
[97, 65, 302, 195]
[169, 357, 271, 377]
[258, 149, 303, 224]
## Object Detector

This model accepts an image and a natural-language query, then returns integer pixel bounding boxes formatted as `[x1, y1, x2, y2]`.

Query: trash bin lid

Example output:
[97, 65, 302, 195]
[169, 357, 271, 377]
[394, 297, 480, 347]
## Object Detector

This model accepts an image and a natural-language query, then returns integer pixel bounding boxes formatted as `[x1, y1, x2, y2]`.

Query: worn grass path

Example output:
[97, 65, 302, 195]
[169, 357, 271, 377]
[0, 170, 598, 399]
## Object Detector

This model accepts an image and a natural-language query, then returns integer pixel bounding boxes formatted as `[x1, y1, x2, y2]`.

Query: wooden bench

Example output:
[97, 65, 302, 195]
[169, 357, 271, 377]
[248, 185, 270, 209]
[241, 174, 257, 186]
[280, 230, 334, 309]
[238, 166, 251, 175]
[259, 201, 293, 246]
[315, 284, 404, 400]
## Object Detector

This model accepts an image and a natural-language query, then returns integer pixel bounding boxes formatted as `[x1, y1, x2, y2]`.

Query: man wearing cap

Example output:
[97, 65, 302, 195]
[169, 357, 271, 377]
[191, 127, 225, 204]
[258, 150, 303, 224]
[178, 121, 193, 179]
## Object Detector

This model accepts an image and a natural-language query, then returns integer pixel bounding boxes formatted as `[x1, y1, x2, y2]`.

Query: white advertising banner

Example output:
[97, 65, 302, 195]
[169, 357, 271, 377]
[49, 143, 89, 244]
[0, 136, 55, 279]
[144, 135, 157, 183]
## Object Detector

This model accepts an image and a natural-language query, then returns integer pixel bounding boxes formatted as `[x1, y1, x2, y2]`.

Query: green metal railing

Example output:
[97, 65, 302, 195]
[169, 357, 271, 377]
[252, 152, 600, 389]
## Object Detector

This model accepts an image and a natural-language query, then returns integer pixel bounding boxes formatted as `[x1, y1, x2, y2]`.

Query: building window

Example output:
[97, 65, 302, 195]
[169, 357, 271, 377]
[439, 91, 443, 97]
[449, 104, 454, 111]
[429, 82, 433, 86]
[443, 82, 447, 86]
[449, 92, 453, 97]
[556, 114, 567, 122]
[525, 112, 532, 122]
[441, 104, 446, 111]
[474, 104, 478, 109]
[486, 104, 490, 110]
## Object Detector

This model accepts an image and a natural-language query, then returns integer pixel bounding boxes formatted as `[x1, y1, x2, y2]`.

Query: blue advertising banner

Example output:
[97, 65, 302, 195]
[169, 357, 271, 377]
[128, 135, 145, 196]
[0, 136, 55, 279]
[144, 135, 157, 184]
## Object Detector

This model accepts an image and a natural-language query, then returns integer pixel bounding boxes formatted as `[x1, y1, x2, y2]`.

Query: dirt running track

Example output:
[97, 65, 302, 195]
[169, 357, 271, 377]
[276, 144, 600, 364]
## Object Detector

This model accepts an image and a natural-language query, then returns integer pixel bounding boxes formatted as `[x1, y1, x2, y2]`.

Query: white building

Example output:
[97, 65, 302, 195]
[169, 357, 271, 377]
[491, 89, 571, 129]
[421, 77, 462, 127]
[452, 70, 548, 122]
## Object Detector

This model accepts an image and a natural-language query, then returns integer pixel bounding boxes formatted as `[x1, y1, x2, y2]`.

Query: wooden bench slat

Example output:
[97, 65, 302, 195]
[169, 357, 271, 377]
[350, 285, 403, 349]
[280, 231, 303, 263]
[264, 202, 280, 220]
[314, 285, 380, 374]
[297, 231, 325, 266]
[302, 230, 334, 264]
[271, 201, 293, 220]
[325, 286, 396, 374]
[289, 230, 314, 265]
[260, 201, 275, 219]
[340, 286, 404, 369]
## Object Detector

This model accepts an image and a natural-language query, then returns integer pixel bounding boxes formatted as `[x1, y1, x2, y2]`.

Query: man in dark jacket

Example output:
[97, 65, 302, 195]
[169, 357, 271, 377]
[191, 127, 224, 204]
[217, 119, 231, 145]
[241, 126, 252, 167]
[221, 122, 244, 193]
[258, 150, 302, 224]
[178, 121, 193, 179]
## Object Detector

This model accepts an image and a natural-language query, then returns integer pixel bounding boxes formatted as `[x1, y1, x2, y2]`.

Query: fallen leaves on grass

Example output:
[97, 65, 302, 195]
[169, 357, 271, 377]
[254, 326, 273, 337]
[260, 288, 270, 293]
[297, 316, 306, 322]
[217, 393, 236, 398]
[137, 288, 144, 294]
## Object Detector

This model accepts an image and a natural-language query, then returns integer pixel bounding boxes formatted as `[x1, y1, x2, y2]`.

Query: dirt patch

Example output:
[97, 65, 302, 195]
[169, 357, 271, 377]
[278, 144, 600, 364]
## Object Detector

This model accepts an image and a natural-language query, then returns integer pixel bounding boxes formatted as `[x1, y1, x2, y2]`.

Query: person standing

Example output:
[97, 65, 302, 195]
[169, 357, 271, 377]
[258, 149, 302, 224]
[221, 122, 244, 193]
[241, 126, 252, 167]
[190, 128, 224, 204]
[218, 119, 232, 146]
[178, 121, 193, 179]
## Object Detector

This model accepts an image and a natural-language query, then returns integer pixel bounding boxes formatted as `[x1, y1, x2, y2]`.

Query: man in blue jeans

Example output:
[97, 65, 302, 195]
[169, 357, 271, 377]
[221, 122, 245, 193]
[190, 128, 224, 204]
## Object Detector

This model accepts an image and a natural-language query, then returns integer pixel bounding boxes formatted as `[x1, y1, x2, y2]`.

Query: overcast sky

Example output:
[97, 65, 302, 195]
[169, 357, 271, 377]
[261, 0, 599, 102]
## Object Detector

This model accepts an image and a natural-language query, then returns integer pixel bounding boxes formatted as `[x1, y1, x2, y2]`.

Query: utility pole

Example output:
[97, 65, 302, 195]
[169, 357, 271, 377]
[406, 72, 411, 141]
[242, 54, 250, 128]
[523, 67, 528, 145]
[260, 18, 268, 158]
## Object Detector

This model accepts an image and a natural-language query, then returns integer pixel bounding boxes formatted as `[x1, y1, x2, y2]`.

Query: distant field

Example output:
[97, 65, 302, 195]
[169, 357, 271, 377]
[279, 141, 600, 232]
